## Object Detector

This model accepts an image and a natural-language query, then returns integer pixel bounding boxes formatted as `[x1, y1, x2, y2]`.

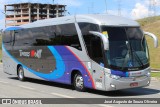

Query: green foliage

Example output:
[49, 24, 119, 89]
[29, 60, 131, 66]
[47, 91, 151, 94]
[151, 72, 160, 79]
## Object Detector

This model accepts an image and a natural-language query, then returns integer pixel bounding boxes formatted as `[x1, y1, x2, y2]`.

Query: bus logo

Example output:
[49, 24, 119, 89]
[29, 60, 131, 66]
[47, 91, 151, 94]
[19, 49, 42, 59]
[30, 49, 42, 58]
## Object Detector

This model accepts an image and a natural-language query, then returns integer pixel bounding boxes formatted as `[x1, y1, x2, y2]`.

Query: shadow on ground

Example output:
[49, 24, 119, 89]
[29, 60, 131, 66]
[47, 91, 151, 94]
[9, 77, 160, 97]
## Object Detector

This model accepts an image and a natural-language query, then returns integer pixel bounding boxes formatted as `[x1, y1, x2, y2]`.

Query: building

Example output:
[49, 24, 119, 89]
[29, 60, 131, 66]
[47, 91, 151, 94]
[4, 3, 66, 27]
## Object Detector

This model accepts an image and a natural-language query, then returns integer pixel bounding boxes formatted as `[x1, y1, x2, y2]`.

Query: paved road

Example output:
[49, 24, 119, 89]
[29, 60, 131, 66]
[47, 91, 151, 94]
[0, 64, 159, 107]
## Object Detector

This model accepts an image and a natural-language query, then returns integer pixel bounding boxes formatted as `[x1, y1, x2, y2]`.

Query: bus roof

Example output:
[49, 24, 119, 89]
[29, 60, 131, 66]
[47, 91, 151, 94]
[6, 14, 140, 30]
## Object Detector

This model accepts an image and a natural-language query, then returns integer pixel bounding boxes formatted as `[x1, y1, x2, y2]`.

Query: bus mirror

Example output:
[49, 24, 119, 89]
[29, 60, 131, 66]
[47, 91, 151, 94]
[89, 31, 109, 50]
[144, 32, 158, 48]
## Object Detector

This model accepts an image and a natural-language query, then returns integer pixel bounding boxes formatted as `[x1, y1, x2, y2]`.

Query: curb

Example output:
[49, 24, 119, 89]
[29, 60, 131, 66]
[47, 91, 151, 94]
[151, 69, 160, 73]
[151, 71, 160, 73]
[151, 68, 160, 71]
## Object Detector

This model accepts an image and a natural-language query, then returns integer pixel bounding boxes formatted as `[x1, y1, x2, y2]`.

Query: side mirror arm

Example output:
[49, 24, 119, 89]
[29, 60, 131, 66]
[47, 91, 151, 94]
[89, 31, 109, 50]
[144, 32, 158, 48]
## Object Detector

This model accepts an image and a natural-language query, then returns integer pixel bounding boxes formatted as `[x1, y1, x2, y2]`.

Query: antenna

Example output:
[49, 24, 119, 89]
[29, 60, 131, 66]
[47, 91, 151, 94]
[118, 0, 121, 16]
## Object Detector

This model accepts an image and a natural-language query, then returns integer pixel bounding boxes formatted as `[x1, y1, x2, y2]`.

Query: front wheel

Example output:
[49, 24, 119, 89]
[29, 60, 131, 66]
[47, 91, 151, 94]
[18, 66, 25, 81]
[73, 73, 85, 92]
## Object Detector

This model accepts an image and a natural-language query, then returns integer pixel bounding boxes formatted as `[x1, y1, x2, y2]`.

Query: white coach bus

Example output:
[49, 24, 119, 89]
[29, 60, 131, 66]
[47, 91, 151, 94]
[2, 14, 158, 91]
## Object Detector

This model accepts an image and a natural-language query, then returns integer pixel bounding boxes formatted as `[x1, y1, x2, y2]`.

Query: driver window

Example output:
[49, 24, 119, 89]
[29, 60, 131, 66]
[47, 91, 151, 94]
[78, 22, 104, 65]
[82, 33, 104, 65]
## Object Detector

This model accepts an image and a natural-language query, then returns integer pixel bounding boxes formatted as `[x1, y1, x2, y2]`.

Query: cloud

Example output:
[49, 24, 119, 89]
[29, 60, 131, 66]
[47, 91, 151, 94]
[131, 3, 149, 19]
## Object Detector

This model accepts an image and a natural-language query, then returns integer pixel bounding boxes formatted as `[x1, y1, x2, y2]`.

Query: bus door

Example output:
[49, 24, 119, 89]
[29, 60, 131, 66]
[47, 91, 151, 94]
[89, 34, 106, 90]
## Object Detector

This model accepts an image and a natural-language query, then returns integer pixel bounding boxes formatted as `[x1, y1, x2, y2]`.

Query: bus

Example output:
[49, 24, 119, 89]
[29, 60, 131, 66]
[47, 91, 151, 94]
[2, 14, 158, 91]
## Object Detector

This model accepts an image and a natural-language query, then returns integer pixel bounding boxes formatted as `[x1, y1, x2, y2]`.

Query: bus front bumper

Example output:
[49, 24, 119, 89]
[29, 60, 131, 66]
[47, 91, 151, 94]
[105, 75, 150, 91]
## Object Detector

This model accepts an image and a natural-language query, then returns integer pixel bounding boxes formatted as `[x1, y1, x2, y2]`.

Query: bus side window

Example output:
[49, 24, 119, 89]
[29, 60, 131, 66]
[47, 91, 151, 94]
[83, 34, 104, 64]
[78, 22, 104, 64]
[90, 36, 104, 64]
[33, 26, 60, 46]
[3, 31, 12, 46]
[59, 24, 82, 51]
[14, 29, 31, 46]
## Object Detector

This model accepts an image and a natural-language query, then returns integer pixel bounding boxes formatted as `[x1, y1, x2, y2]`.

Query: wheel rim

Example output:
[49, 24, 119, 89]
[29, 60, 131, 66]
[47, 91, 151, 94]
[19, 69, 23, 79]
[75, 75, 84, 89]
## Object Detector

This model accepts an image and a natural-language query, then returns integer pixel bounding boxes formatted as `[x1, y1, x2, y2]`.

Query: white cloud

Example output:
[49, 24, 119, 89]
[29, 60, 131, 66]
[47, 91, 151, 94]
[131, 3, 149, 19]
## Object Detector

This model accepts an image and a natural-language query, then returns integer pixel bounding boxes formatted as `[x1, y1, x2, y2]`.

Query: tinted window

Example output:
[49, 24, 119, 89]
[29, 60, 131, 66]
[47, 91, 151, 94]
[3, 31, 12, 45]
[14, 29, 34, 46]
[32, 26, 61, 46]
[60, 24, 81, 50]
[102, 26, 149, 70]
[78, 23, 104, 64]
[14, 23, 82, 50]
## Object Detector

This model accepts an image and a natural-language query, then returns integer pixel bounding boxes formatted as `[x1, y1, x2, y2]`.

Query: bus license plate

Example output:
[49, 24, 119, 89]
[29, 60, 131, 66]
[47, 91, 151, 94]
[130, 82, 138, 87]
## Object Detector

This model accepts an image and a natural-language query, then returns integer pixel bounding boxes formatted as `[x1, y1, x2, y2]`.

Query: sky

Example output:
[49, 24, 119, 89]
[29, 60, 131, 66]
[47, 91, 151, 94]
[0, 0, 160, 29]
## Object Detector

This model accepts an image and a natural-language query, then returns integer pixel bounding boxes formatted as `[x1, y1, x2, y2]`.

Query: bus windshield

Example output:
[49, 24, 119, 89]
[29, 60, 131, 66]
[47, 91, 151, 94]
[101, 26, 149, 71]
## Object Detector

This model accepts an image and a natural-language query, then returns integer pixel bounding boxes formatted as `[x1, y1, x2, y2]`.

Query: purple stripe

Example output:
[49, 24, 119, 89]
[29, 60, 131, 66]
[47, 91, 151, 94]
[54, 46, 93, 88]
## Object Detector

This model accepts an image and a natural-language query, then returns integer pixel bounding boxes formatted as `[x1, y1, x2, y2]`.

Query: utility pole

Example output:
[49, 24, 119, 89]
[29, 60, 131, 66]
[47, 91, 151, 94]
[91, 2, 94, 13]
[148, 0, 156, 17]
[88, 1, 94, 14]
[105, 0, 108, 14]
[118, 0, 121, 16]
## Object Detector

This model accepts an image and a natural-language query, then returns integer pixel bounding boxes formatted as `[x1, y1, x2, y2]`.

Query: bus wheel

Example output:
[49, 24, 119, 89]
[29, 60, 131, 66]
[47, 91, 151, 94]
[74, 73, 85, 92]
[18, 66, 25, 81]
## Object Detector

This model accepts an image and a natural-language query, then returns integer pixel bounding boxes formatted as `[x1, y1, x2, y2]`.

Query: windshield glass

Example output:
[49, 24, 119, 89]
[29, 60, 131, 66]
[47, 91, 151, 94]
[101, 26, 149, 71]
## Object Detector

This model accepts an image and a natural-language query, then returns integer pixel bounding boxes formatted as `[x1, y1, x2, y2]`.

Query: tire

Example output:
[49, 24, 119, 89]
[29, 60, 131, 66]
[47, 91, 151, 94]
[73, 73, 85, 92]
[18, 66, 25, 81]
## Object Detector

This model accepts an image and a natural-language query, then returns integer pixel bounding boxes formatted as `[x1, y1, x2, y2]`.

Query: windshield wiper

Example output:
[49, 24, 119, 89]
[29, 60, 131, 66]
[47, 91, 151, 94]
[131, 49, 144, 66]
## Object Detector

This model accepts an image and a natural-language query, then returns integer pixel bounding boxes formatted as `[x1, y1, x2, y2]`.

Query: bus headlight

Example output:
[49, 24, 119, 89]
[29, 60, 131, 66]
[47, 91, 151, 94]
[110, 74, 120, 80]
[146, 72, 151, 77]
